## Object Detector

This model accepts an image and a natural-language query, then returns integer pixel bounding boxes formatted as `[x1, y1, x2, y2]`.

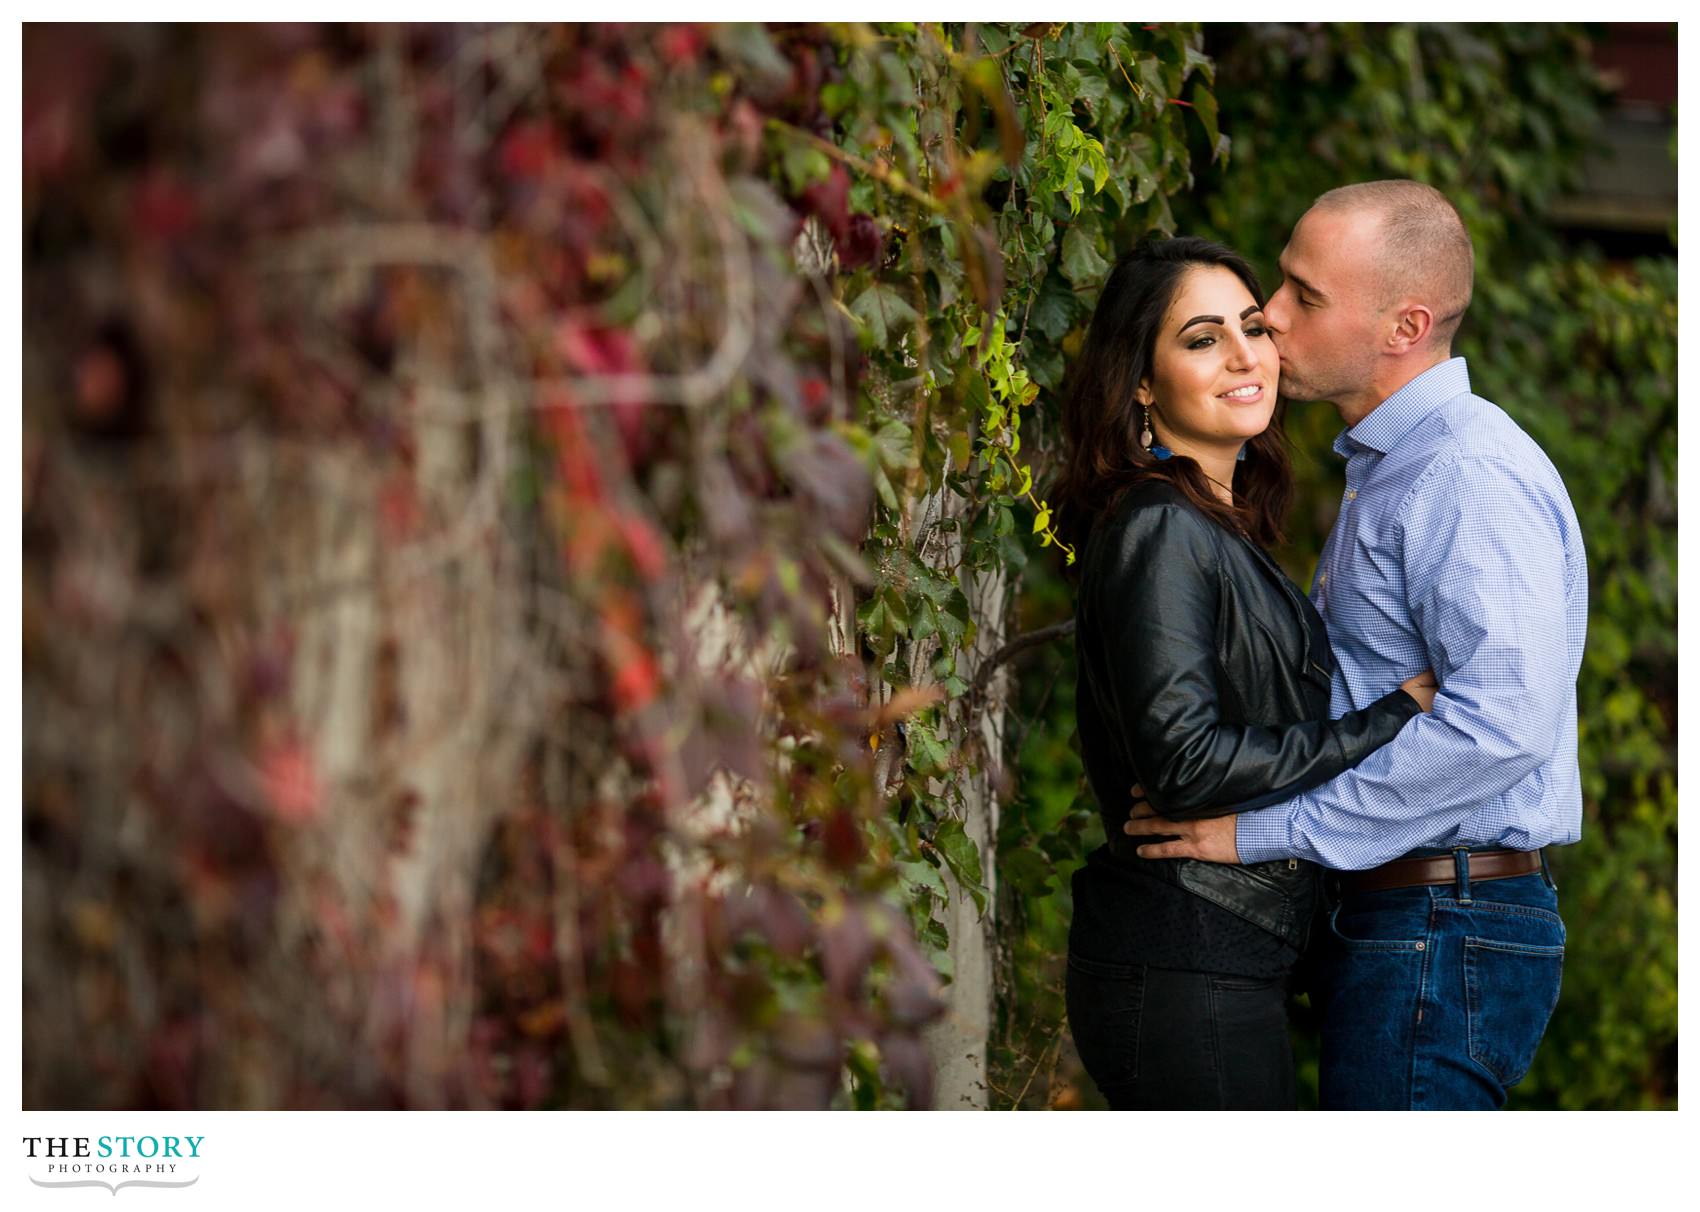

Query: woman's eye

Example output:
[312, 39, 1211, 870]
[1244, 324, 1269, 338]
[1187, 335, 1215, 349]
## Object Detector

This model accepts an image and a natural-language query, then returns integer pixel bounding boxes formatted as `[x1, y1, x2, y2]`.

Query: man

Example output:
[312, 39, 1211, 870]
[1124, 180, 1587, 1110]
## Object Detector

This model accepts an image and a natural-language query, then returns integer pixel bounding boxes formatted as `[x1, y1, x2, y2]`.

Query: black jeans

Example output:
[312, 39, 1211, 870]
[1065, 955, 1296, 1110]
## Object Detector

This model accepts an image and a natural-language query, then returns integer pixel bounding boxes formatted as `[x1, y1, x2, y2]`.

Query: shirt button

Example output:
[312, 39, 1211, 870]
[1345, 488, 1358, 501]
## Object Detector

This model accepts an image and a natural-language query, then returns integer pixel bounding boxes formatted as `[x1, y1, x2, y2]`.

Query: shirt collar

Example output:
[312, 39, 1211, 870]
[1337, 357, 1471, 456]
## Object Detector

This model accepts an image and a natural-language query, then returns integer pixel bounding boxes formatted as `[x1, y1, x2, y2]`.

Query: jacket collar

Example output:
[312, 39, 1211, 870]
[1228, 531, 1332, 692]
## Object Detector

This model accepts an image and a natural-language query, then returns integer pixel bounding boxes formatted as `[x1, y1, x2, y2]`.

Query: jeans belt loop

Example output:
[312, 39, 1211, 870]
[1453, 847, 1473, 906]
[1539, 847, 1557, 892]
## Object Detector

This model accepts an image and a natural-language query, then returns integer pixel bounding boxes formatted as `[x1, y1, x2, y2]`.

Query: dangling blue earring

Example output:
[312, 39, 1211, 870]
[1141, 404, 1172, 460]
[1236, 443, 1248, 462]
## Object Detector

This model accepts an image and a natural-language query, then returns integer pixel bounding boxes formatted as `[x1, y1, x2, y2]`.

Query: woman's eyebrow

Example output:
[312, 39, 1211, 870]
[1178, 305, 1263, 334]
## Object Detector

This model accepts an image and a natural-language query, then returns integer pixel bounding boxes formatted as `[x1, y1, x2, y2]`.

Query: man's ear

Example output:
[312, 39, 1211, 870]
[1390, 303, 1435, 351]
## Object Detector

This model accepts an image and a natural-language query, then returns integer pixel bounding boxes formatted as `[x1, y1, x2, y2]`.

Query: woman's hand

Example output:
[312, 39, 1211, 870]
[1401, 670, 1439, 712]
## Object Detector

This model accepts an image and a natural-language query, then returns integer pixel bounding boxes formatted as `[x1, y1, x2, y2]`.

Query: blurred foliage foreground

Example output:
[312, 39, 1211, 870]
[22, 21, 1217, 1109]
[23, 23, 1673, 1110]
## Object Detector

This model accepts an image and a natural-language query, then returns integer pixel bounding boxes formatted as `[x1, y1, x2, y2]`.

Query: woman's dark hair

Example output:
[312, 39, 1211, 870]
[1053, 236, 1293, 562]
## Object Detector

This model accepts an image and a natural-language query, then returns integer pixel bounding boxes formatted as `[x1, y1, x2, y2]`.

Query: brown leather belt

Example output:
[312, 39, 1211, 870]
[1337, 848, 1542, 896]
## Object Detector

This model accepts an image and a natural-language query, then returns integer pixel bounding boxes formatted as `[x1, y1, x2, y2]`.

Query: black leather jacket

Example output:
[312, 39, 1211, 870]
[1073, 479, 1421, 948]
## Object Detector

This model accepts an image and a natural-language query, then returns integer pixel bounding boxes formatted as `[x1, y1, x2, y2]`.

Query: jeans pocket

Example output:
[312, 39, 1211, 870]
[1328, 900, 1428, 952]
[1208, 973, 1281, 994]
[1065, 956, 1145, 1086]
[1464, 936, 1565, 1088]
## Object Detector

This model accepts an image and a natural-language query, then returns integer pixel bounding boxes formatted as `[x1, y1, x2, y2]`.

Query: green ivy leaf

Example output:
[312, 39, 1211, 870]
[1126, 144, 1159, 203]
[819, 80, 858, 117]
[1074, 70, 1109, 111]
[1183, 44, 1215, 86]
[918, 916, 953, 981]
[781, 144, 833, 193]
[1191, 81, 1221, 160]
[910, 598, 938, 644]
[1060, 223, 1109, 286]
[905, 720, 950, 776]
[882, 588, 910, 637]
[1001, 847, 1056, 898]
[1030, 274, 1075, 341]
[896, 858, 950, 902]
[871, 418, 916, 475]
[1136, 54, 1166, 106]
[948, 430, 973, 468]
[872, 466, 899, 511]
[857, 595, 894, 654]
[849, 283, 921, 347]
[932, 819, 988, 915]
[995, 532, 1030, 571]
[936, 588, 974, 649]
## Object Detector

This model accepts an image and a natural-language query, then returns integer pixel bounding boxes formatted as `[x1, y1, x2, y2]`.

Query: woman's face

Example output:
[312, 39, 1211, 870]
[1138, 264, 1280, 459]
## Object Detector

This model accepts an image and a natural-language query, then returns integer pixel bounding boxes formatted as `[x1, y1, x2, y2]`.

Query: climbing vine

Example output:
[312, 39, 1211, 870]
[787, 22, 1222, 1084]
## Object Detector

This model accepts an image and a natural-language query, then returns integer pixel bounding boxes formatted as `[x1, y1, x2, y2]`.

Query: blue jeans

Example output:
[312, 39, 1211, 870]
[1318, 858, 1564, 1110]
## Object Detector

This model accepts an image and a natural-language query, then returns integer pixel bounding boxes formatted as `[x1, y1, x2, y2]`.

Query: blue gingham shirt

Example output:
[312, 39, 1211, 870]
[1236, 358, 1587, 870]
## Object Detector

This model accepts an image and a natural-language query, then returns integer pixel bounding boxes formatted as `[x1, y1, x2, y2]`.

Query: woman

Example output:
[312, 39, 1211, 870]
[1053, 237, 1435, 1110]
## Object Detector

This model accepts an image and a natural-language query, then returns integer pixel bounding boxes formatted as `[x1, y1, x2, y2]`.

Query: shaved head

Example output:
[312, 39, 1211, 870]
[1309, 180, 1475, 347]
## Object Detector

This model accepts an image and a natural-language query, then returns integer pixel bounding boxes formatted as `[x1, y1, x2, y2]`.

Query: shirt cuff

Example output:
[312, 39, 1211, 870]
[1234, 806, 1296, 865]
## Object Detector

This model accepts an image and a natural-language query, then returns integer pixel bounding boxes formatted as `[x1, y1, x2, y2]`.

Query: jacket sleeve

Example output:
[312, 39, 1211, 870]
[1088, 503, 1421, 820]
